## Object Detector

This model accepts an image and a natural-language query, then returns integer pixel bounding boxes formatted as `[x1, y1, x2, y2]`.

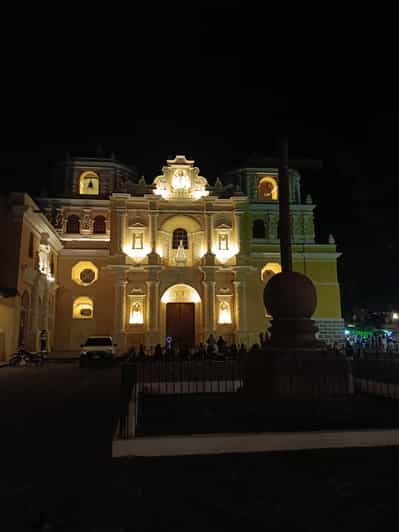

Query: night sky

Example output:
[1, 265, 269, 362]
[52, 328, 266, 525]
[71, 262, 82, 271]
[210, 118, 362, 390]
[0, 5, 397, 316]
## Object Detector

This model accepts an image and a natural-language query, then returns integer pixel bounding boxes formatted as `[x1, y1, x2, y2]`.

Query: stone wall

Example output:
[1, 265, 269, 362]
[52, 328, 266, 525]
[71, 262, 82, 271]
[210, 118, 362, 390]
[315, 318, 345, 345]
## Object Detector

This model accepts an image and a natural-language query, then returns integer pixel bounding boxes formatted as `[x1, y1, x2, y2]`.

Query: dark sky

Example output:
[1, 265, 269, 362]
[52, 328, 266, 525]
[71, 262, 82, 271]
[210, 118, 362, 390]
[0, 5, 397, 315]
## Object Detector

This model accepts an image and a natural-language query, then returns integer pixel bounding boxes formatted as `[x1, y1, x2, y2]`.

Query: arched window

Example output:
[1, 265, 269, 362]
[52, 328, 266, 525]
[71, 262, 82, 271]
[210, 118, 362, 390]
[66, 215, 80, 234]
[79, 171, 100, 195]
[261, 262, 282, 282]
[72, 297, 94, 319]
[258, 176, 278, 201]
[253, 219, 265, 239]
[93, 215, 106, 234]
[172, 228, 188, 249]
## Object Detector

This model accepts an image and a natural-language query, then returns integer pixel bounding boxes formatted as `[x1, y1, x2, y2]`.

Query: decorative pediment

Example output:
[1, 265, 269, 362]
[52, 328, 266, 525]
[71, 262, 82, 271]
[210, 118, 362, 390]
[153, 155, 209, 201]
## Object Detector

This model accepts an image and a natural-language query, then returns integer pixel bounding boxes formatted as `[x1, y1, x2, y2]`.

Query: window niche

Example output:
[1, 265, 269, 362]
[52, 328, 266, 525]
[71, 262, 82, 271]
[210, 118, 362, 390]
[79, 171, 100, 195]
[172, 228, 188, 249]
[72, 297, 94, 319]
[257, 176, 278, 201]
[216, 294, 233, 325]
[128, 293, 146, 325]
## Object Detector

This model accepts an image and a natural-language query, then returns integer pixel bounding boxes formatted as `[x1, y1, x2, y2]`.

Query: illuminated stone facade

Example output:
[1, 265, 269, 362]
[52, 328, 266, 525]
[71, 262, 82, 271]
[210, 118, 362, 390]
[0, 154, 344, 358]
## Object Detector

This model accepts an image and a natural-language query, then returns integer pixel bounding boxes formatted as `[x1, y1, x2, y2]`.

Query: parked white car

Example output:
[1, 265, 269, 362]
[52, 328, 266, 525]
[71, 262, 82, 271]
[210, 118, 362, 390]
[79, 336, 117, 367]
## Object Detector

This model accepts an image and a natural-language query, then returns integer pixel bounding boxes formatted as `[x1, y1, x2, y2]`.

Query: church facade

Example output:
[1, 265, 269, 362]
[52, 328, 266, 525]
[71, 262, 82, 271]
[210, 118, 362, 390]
[0, 154, 344, 359]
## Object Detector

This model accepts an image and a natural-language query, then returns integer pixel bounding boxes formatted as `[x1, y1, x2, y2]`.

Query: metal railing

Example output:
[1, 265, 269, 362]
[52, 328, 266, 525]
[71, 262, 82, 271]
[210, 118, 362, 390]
[352, 354, 399, 398]
[118, 357, 244, 438]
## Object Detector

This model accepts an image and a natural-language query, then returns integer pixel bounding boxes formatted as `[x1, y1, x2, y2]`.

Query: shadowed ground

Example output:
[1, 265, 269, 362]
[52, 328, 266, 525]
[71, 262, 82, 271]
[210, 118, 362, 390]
[0, 365, 120, 531]
[2, 365, 399, 531]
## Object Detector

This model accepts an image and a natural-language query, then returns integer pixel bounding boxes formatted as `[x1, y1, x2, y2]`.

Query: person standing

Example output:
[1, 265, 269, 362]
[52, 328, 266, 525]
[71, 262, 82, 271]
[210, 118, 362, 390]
[39, 329, 48, 352]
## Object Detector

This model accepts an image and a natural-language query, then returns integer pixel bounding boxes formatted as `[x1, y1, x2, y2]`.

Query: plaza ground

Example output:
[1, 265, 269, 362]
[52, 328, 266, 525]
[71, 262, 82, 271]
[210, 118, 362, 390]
[2, 364, 399, 530]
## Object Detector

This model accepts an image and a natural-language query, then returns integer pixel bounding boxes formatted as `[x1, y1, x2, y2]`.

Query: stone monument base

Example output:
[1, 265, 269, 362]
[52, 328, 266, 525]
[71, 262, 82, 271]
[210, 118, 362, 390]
[243, 346, 353, 401]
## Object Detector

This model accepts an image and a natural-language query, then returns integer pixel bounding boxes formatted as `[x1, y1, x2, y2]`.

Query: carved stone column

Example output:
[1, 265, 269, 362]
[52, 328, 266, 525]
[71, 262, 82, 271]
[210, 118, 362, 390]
[40, 282, 50, 332]
[81, 209, 92, 235]
[112, 208, 127, 255]
[233, 270, 249, 346]
[145, 276, 161, 347]
[28, 274, 41, 350]
[201, 266, 216, 340]
[148, 212, 161, 264]
[202, 212, 215, 266]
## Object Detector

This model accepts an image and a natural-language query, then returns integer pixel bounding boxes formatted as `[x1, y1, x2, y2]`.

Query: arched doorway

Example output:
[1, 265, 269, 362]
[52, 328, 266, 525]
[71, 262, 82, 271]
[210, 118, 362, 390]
[161, 284, 201, 347]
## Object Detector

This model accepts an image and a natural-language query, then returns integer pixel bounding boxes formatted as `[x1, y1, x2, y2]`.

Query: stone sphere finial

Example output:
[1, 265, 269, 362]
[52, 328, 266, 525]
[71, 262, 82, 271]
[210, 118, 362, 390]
[264, 271, 317, 319]
[328, 234, 335, 244]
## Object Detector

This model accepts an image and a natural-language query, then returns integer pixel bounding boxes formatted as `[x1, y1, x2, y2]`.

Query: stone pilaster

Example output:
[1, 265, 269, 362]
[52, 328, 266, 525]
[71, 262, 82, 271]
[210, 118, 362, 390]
[111, 203, 128, 255]
[145, 277, 161, 347]
[233, 269, 250, 346]
[202, 212, 215, 266]
[113, 275, 127, 352]
[147, 212, 161, 264]
[27, 274, 41, 351]
[201, 265, 217, 340]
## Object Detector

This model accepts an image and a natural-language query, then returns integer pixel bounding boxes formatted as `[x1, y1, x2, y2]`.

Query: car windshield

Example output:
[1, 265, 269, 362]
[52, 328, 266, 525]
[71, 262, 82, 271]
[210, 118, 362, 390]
[84, 338, 112, 346]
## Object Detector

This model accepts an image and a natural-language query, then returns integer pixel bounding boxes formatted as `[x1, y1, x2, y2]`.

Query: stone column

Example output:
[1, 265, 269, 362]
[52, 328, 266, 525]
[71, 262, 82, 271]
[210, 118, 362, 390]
[149, 212, 158, 253]
[148, 211, 161, 264]
[202, 278, 216, 340]
[203, 212, 215, 266]
[233, 211, 240, 251]
[28, 274, 41, 351]
[112, 208, 127, 255]
[145, 278, 161, 348]
[113, 276, 127, 352]
[40, 282, 50, 332]
[206, 212, 213, 254]
[233, 272, 248, 345]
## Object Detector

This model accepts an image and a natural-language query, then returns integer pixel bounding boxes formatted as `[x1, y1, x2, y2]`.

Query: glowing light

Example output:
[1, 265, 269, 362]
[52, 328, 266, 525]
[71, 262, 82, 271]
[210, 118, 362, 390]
[393, 313, 398, 320]
[172, 170, 191, 190]
[258, 176, 278, 201]
[72, 261, 98, 286]
[129, 302, 144, 324]
[72, 297, 93, 319]
[344, 329, 350, 335]
[153, 156, 210, 201]
[218, 301, 232, 324]
[122, 244, 151, 261]
[212, 243, 239, 263]
[156, 246, 164, 258]
[79, 171, 99, 195]
[198, 246, 207, 259]
[261, 262, 282, 281]
[161, 283, 201, 304]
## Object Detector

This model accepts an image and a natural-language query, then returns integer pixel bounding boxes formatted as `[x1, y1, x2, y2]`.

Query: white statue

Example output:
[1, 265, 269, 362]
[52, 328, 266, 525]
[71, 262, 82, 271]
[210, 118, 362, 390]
[175, 240, 187, 265]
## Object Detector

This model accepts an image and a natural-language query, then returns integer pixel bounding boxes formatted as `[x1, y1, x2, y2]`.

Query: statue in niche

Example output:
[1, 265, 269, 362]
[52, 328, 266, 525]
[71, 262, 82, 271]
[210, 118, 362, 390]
[130, 302, 143, 324]
[175, 240, 187, 265]
[82, 212, 91, 231]
[172, 169, 191, 190]
[38, 244, 50, 275]
[54, 209, 64, 230]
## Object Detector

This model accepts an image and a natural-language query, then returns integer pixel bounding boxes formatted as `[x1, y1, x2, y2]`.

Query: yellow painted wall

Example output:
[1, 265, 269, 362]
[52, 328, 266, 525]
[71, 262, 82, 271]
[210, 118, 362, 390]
[55, 256, 115, 351]
[0, 299, 17, 360]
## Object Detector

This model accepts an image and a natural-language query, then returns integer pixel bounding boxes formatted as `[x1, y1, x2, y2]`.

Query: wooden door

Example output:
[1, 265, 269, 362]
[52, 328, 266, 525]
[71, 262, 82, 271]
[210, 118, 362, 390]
[166, 303, 195, 347]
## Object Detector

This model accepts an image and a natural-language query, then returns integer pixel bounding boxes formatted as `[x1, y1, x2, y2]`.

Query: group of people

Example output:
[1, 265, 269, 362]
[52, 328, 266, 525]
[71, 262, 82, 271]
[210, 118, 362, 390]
[126, 335, 248, 362]
[344, 334, 398, 356]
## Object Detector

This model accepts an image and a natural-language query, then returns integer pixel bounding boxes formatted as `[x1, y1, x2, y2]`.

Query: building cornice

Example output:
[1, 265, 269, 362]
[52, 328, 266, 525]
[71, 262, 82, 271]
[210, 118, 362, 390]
[59, 249, 110, 256]
[40, 197, 110, 208]
[250, 252, 342, 261]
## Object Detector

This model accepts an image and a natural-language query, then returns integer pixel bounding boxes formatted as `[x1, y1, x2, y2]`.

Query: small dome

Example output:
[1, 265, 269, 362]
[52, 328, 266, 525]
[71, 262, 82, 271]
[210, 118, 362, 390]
[263, 271, 317, 319]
